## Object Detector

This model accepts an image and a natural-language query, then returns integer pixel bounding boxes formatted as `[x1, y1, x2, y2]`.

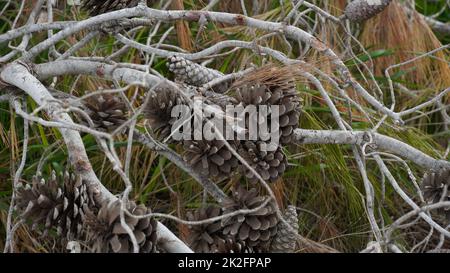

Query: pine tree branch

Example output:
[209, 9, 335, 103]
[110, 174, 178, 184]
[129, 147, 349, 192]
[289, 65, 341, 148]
[293, 129, 450, 170]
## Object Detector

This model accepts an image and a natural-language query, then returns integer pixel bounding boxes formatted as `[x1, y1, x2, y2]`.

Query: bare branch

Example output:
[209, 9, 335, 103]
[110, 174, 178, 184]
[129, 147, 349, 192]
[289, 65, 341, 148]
[293, 129, 450, 170]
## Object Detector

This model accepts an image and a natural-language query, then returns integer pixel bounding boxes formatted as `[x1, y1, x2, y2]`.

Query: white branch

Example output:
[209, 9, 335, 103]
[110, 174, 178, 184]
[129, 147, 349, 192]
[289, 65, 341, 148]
[293, 129, 450, 170]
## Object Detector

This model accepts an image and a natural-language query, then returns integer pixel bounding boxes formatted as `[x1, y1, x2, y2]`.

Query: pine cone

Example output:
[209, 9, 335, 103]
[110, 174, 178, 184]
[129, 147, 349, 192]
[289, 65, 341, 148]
[270, 205, 299, 253]
[235, 82, 301, 145]
[183, 139, 239, 180]
[87, 200, 157, 253]
[81, 0, 156, 16]
[15, 170, 93, 239]
[212, 238, 255, 253]
[186, 206, 223, 253]
[212, 238, 254, 253]
[421, 168, 450, 221]
[143, 84, 186, 140]
[167, 56, 226, 93]
[82, 93, 127, 132]
[238, 141, 287, 183]
[221, 186, 279, 252]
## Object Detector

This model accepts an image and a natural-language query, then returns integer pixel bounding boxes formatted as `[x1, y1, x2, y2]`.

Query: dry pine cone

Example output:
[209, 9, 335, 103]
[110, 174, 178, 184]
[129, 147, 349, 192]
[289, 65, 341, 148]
[87, 200, 158, 253]
[186, 206, 223, 253]
[238, 141, 287, 183]
[143, 84, 186, 140]
[221, 186, 279, 252]
[233, 66, 301, 145]
[167, 56, 227, 93]
[235, 83, 301, 145]
[82, 93, 127, 132]
[15, 170, 93, 239]
[213, 238, 254, 253]
[183, 139, 239, 180]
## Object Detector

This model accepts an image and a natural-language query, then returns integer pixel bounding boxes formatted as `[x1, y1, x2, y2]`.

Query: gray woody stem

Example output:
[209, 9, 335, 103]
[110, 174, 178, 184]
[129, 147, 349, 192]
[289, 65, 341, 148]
[293, 129, 450, 170]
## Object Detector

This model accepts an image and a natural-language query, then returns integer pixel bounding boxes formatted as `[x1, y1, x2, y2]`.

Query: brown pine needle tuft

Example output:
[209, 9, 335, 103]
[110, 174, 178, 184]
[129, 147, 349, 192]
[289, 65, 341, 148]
[360, 1, 450, 92]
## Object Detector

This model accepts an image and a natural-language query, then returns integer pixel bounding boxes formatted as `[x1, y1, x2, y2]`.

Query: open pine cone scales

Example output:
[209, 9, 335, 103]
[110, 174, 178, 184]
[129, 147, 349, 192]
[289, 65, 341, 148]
[186, 206, 223, 253]
[87, 200, 157, 253]
[234, 82, 301, 145]
[15, 170, 92, 239]
[144, 84, 186, 140]
[58, 171, 94, 238]
[15, 173, 63, 233]
[82, 93, 127, 132]
[238, 141, 287, 183]
[221, 186, 279, 251]
[183, 139, 239, 179]
[213, 238, 254, 253]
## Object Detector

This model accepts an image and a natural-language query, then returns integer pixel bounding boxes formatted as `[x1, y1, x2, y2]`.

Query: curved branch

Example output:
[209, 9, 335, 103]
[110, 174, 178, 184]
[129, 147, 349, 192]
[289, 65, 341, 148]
[293, 129, 450, 170]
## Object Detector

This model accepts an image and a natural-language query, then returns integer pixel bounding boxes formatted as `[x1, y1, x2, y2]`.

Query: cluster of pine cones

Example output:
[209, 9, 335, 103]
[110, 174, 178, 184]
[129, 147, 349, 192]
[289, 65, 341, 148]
[81, 56, 302, 184]
[15, 169, 158, 253]
[15, 169, 299, 253]
[186, 186, 299, 253]
[144, 56, 302, 183]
